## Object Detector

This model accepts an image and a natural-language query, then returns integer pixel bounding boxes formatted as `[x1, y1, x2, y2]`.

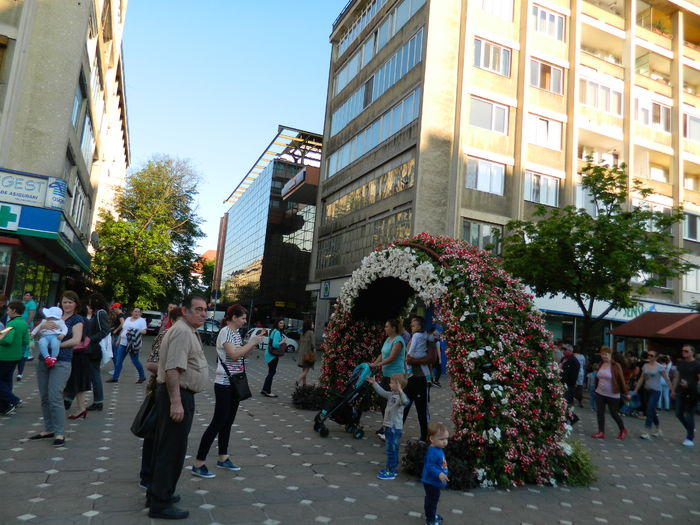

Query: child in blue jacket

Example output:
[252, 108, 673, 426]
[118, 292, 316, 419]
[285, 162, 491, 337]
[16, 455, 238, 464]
[421, 422, 449, 525]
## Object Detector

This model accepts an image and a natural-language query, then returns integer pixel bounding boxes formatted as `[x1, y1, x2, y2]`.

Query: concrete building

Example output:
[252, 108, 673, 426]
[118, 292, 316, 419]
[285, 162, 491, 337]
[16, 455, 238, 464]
[217, 126, 322, 325]
[310, 0, 700, 343]
[0, 0, 129, 304]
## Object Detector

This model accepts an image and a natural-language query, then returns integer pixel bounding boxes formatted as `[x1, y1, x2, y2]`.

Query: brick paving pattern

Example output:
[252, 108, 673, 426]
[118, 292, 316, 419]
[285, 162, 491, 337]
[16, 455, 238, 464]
[0, 339, 698, 524]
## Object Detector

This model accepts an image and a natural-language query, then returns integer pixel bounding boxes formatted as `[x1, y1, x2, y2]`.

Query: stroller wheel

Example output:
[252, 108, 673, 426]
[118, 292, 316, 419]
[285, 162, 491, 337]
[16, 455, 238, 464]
[313, 421, 321, 432]
[319, 426, 329, 438]
[353, 429, 364, 439]
[345, 425, 355, 433]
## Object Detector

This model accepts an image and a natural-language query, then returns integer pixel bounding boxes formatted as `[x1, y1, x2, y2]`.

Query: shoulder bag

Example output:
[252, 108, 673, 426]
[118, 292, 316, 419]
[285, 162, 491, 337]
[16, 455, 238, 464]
[130, 391, 157, 438]
[217, 354, 252, 401]
[96, 310, 113, 366]
[270, 330, 287, 357]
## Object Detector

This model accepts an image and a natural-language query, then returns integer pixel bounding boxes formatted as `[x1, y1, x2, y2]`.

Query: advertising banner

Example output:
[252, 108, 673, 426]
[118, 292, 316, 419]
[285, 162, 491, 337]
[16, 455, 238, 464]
[0, 169, 66, 210]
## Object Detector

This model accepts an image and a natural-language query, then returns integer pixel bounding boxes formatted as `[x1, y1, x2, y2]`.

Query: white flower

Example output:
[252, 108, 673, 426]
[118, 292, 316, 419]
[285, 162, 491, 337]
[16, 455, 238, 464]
[482, 373, 492, 381]
[558, 442, 573, 456]
[477, 349, 485, 356]
[484, 384, 491, 391]
[475, 468, 486, 480]
[500, 398, 508, 405]
[468, 351, 478, 359]
[484, 345, 492, 352]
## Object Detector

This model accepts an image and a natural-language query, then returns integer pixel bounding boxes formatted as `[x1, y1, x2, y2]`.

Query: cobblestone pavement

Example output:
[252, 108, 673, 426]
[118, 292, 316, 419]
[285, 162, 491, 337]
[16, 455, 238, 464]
[1, 339, 698, 524]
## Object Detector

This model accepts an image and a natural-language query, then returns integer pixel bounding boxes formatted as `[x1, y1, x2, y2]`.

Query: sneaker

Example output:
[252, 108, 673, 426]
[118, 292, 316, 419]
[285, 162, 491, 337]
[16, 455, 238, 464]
[375, 429, 386, 442]
[376, 469, 396, 480]
[139, 481, 149, 490]
[16, 375, 22, 382]
[651, 428, 663, 438]
[432, 381, 441, 388]
[591, 432, 605, 439]
[617, 429, 628, 440]
[1, 404, 16, 416]
[682, 439, 695, 447]
[216, 458, 241, 471]
[191, 465, 215, 479]
[640, 433, 651, 440]
[436, 515, 444, 522]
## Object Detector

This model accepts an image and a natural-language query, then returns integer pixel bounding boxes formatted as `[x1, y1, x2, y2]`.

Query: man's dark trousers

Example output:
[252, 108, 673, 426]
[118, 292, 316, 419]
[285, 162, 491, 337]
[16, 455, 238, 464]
[147, 384, 195, 511]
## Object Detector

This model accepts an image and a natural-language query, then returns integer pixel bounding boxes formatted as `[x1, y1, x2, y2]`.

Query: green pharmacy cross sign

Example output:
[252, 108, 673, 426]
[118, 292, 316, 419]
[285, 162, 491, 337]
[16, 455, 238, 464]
[0, 204, 19, 230]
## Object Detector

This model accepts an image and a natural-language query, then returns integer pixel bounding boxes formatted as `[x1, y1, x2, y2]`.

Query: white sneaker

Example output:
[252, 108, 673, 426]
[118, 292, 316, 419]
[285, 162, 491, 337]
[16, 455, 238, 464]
[651, 429, 663, 437]
[682, 439, 694, 447]
[640, 433, 651, 440]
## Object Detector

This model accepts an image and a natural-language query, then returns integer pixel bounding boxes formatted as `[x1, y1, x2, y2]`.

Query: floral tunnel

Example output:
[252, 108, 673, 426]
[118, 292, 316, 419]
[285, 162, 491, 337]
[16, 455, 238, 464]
[319, 233, 591, 488]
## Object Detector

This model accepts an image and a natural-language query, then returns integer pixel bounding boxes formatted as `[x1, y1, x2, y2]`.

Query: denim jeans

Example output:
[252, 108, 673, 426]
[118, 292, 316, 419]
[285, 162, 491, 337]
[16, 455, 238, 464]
[112, 344, 145, 380]
[675, 393, 697, 441]
[385, 426, 402, 472]
[36, 359, 71, 435]
[89, 359, 103, 404]
[0, 360, 20, 410]
[262, 357, 278, 394]
[588, 386, 596, 410]
[658, 382, 670, 410]
[38, 334, 61, 359]
[644, 389, 661, 429]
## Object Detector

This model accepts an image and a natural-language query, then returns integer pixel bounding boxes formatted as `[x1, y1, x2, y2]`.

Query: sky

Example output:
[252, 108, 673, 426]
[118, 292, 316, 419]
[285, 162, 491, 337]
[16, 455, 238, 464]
[122, 0, 348, 253]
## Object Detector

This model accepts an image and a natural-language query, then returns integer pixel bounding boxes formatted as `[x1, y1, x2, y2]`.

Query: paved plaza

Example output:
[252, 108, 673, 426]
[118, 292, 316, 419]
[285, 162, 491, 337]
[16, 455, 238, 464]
[1, 339, 699, 524]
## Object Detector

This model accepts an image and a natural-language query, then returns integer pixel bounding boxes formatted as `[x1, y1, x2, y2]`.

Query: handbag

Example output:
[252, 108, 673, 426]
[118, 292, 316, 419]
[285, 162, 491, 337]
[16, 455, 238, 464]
[131, 391, 158, 438]
[302, 351, 316, 366]
[96, 310, 113, 366]
[217, 354, 252, 401]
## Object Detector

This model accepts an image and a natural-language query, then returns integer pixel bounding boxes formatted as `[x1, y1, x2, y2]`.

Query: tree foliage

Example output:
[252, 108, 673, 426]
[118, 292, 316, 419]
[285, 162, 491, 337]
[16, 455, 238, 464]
[499, 161, 695, 351]
[92, 156, 204, 308]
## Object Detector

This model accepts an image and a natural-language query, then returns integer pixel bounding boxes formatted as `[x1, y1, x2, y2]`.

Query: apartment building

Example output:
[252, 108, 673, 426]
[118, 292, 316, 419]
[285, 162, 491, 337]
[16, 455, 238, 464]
[310, 0, 700, 343]
[0, 0, 129, 304]
[217, 127, 322, 324]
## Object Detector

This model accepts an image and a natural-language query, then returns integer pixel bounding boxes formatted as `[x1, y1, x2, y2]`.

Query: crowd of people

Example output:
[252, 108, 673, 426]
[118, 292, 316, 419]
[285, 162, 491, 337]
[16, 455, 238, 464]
[557, 340, 700, 447]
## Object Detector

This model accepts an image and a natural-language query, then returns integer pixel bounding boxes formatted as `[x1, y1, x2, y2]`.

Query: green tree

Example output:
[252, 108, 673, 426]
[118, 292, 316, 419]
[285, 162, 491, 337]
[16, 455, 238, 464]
[199, 258, 215, 297]
[92, 156, 204, 308]
[498, 161, 695, 352]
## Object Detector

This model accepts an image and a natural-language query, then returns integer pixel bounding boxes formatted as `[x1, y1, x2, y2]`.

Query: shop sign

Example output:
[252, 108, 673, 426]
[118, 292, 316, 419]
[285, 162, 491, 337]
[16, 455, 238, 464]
[0, 204, 21, 231]
[322, 281, 331, 298]
[0, 169, 66, 210]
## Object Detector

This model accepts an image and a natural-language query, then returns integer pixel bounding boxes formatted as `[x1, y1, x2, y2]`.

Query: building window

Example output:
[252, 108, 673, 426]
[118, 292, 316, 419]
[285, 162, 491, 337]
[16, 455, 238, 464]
[636, 99, 671, 132]
[684, 268, 700, 293]
[649, 164, 669, 183]
[684, 114, 700, 142]
[576, 184, 599, 217]
[527, 114, 562, 150]
[469, 97, 508, 134]
[579, 78, 623, 115]
[473, 38, 511, 76]
[531, 5, 565, 41]
[577, 146, 619, 166]
[480, 0, 513, 21]
[466, 158, 505, 196]
[80, 115, 95, 169]
[524, 172, 559, 206]
[71, 77, 86, 129]
[461, 218, 502, 253]
[685, 213, 700, 241]
[530, 59, 563, 94]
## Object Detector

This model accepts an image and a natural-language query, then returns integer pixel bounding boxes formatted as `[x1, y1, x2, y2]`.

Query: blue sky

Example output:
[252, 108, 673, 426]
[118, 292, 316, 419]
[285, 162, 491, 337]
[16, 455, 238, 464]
[123, 1, 347, 252]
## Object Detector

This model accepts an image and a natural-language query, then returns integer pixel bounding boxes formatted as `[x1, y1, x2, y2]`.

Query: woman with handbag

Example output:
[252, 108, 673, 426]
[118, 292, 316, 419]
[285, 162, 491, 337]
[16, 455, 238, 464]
[85, 293, 111, 411]
[30, 291, 85, 446]
[296, 320, 316, 387]
[191, 305, 263, 479]
[107, 307, 147, 383]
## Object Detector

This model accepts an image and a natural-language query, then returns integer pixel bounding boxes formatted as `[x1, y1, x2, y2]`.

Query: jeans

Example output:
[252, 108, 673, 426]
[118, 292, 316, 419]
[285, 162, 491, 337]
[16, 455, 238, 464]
[644, 389, 661, 429]
[402, 376, 430, 442]
[112, 344, 145, 380]
[675, 393, 697, 441]
[595, 394, 625, 433]
[89, 359, 103, 404]
[148, 385, 195, 511]
[0, 360, 20, 410]
[36, 359, 71, 435]
[384, 426, 402, 472]
[588, 386, 596, 410]
[262, 357, 278, 394]
[423, 483, 441, 522]
[658, 382, 670, 410]
[196, 383, 240, 460]
[38, 335, 61, 359]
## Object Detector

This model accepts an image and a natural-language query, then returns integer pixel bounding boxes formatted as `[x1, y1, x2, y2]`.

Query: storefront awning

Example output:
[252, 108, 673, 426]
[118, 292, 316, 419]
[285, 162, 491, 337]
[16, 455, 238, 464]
[610, 312, 700, 341]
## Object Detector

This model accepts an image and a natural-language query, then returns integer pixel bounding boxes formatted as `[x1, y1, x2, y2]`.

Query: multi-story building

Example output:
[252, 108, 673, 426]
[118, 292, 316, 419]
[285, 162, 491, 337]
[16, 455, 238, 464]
[218, 126, 322, 325]
[311, 0, 700, 343]
[0, 0, 129, 304]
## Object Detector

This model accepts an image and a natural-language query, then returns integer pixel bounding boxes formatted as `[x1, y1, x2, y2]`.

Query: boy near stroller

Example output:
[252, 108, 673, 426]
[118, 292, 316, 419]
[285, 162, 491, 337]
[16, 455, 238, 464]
[31, 307, 66, 368]
[367, 373, 408, 480]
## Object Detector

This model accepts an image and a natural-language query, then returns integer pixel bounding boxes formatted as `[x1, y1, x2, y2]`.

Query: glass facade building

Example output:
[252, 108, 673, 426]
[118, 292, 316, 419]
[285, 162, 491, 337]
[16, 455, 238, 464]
[220, 159, 317, 322]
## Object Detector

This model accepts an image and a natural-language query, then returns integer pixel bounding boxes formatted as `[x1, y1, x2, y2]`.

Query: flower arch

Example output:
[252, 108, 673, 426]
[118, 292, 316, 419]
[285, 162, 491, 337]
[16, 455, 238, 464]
[320, 233, 575, 487]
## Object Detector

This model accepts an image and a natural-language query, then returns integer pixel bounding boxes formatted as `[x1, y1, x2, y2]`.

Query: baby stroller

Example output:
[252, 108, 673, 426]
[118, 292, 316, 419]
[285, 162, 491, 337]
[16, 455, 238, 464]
[620, 391, 641, 417]
[313, 363, 372, 439]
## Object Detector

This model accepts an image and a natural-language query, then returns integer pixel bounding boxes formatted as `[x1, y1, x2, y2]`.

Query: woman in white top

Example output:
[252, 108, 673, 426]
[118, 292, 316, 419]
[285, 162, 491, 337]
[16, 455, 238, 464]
[107, 307, 147, 383]
[191, 305, 263, 479]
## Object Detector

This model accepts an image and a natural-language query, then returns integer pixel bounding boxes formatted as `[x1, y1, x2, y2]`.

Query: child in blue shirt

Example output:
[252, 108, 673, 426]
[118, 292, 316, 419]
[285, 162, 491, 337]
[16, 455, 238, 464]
[421, 422, 449, 525]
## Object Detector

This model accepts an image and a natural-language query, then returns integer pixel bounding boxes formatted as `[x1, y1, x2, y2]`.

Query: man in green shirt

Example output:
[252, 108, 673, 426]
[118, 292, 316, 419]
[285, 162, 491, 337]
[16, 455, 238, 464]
[0, 301, 29, 415]
[16, 291, 37, 380]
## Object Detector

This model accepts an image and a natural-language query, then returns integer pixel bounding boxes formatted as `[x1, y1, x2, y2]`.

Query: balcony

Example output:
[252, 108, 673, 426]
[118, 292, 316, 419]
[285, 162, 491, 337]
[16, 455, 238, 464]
[684, 40, 700, 66]
[684, 138, 700, 159]
[577, 106, 624, 139]
[581, 1, 624, 32]
[580, 50, 624, 80]
[684, 188, 700, 207]
[634, 124, 673, 150]
[636, 25, 673, 53]
[635, 72, 672, 99]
